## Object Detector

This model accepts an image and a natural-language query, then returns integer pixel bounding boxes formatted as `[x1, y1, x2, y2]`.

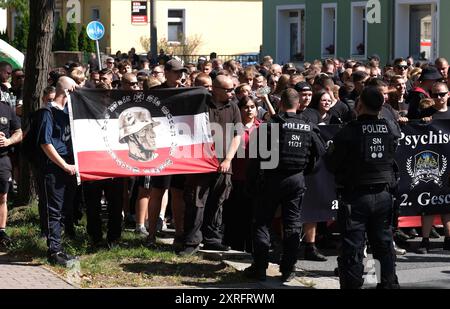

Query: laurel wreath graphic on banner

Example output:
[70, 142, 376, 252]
[441, 156, 448, 176]
[406, 157, 414, 178]
[406, 155, 447, 189]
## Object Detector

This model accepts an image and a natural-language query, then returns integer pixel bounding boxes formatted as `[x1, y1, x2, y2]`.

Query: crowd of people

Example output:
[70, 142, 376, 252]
[0, 47, 450, 287]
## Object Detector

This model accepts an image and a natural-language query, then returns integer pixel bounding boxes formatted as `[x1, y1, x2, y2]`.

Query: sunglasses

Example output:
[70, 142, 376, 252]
[431, 92, 448, 98]
[126, 81, 138, 86]
[216, 87, 235, 93]
[396, 65, 408, 71]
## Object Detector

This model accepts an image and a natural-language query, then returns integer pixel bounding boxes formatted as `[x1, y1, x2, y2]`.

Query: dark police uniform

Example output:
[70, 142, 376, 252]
[0, 101, 20, 194]
[326, 116, 401, 289]
[38, 104, 76, 255]
[250, 112, 325, 279]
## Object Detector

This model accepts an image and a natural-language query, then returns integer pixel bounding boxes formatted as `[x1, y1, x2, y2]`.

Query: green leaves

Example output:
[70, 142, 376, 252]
[65, 22, 78, 51]
[53, 17, 65, 51]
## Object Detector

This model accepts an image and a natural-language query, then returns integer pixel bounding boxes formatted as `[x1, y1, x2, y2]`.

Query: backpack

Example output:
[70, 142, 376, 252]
[22, 107, 53, 167]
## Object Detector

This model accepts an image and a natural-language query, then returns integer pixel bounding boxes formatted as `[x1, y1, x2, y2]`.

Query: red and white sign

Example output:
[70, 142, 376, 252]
[132, 1, 148, 24]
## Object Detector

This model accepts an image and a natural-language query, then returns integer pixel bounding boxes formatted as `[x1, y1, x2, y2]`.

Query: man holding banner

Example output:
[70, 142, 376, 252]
[326, 87, 401, 289]
[39, 77, 78, 267]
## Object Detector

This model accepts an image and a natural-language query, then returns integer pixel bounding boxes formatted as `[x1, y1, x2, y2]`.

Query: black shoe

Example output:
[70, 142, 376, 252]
[376, 282, 401, 289]
[416, 238, 430, 254]
[202, 243, 231, 252]
[243, 265, 266, 281]
[280, 271, 296, 283]
[443, 237, 450, 251]
[304, 244, 328, 262]
[394, 229, 411, 243]
[408, 228, 419, 239]
[178, 245, 200, 256]
[47, 251, 78, 267]
[173, 236, 184, 253]
[107, 239, 120, 250]
[334, 267, 339, 276]
[430, 227, 441, 239]
[144, 236, 157, 250]
[0, 231, 12, 248]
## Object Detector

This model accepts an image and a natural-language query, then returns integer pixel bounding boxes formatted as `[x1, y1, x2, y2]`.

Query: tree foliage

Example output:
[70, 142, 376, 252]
[53, 17, 65, 51]
[0, 0, 27, 11]
[87, 38, 96, 53]
[13, 12, 29, 51]
[78, 25, 88, 52]
[0, 30, 9, 43]
[1, 0, 29, 51]
[65, 22, 78, 51]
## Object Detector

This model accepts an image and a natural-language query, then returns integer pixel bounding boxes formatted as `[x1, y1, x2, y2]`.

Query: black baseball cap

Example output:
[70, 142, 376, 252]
[164, 59, 188, 73]
[294, 82, 312, 92]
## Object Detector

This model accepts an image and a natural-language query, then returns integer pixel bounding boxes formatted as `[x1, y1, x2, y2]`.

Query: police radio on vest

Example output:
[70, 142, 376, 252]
[361, 124, 388, 134]
[282, 123, 311, 131]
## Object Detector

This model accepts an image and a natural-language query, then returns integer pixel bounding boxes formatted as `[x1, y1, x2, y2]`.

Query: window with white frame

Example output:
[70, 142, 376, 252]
[168, 9, 185, 43]
[322, 4, 337, 56]
[351, 3, 367, 57]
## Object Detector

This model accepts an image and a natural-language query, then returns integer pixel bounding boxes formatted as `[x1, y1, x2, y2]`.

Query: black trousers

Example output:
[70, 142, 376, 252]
[253, 171, 305, 274]
[337, 188, 399, 289]
[33, 165, 47, 236]
[42, 163, 76, 254]
[84, 178, 124, 242]
[183, 173, 232, 246]
[223, 180, 254, 252]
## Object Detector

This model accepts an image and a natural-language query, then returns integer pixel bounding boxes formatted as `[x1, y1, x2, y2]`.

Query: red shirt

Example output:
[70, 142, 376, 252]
[232, 118, 261, 182]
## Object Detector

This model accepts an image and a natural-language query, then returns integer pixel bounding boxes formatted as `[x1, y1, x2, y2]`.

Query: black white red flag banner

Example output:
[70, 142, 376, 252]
[68, 88, 219, 181]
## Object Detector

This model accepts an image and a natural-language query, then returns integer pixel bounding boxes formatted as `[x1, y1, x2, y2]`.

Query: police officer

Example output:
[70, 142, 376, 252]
[244, 88, 325, 282]
[325, 86, 401, 289]
[0, 86, 22, 247]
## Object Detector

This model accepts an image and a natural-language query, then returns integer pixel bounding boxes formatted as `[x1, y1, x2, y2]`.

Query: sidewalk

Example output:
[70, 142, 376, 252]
[0, 253, 75, 289]
[0, 235, 339, 289]
[196, 247, 339, 289]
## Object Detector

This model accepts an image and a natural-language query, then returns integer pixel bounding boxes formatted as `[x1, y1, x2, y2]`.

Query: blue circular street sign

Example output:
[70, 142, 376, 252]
[86, 21, 105, 41]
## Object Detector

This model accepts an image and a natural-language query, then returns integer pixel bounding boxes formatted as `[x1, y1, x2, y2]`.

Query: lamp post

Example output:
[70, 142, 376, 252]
[150, 0, 157, 61]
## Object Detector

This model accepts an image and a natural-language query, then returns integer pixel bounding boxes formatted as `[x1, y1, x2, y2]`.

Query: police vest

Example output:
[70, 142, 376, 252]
[344, 119, 397, 187]
[272, 114, 313, 172]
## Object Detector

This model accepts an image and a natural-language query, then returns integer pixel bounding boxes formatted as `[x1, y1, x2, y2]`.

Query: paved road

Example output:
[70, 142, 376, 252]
[295, 237, 450, 289]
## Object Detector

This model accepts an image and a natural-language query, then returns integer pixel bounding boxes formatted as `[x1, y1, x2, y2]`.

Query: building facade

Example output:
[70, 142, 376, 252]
[16, 0, 262, 56]
[263, 0, 450, 64]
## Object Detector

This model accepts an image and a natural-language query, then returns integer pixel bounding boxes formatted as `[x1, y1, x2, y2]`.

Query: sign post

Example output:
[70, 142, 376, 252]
[86, 21, 105, 70]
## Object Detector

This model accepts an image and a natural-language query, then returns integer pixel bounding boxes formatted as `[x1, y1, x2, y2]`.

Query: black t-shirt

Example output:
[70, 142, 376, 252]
[420, 107, 450, 120]
[299, 108, 321, 125]
[319, 113, 342, 125]
[330, 100, 353, 123]
[380, 104, 399, 121]
[208, 99, 243, 172]
[0, 101, 21, 156]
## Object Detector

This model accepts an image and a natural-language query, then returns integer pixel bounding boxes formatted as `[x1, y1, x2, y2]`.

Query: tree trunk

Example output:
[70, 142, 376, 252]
[17, 0, 55, 205]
